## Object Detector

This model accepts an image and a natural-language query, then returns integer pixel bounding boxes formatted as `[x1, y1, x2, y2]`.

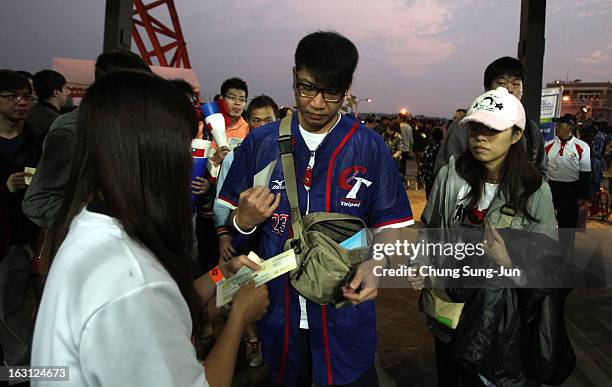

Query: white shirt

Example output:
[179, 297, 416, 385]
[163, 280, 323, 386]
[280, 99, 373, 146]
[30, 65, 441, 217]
[297, 122, 335, 329]
[452, 182, 499, 229]
[545, 136, 591, 182]
[32, 208, 207, 387]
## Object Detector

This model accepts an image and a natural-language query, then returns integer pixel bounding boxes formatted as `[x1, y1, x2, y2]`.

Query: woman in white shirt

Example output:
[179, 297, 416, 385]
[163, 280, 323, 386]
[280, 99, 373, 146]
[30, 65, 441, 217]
[31, 70, 269, 387]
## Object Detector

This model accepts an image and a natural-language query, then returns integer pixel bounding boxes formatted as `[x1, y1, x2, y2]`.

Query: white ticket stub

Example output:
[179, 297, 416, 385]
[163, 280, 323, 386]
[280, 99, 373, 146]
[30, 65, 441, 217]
[216, 250, 297, 307]
[24, 167, 36, 185]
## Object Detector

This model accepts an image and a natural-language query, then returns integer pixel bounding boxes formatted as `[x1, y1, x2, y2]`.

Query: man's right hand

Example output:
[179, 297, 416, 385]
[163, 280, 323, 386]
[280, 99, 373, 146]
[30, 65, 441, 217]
[231, 282, 269, 324]
[234, 186, 281, 230]
[219, 234, 237, 262]
[6, 172, 30, 193]
[212, 146, 230, 165]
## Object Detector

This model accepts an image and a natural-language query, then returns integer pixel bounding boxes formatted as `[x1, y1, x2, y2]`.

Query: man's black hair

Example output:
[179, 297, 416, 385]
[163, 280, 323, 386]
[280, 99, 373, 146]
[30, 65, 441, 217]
[0, 69, 32, 93]
[95, 50, 151, 80]
[33, 70, 67, 101]
[483, 57, 525, 89]
[247, 95, 279, 120]
[294, 31, 358, 92]
[16, 71, 33, 80]
[456, 108, 467, 114]
[220, 77, 248, 99]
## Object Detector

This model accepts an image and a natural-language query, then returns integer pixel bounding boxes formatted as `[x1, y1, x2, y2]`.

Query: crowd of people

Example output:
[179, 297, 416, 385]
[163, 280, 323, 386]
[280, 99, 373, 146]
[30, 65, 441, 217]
[1, 29, 611, 387]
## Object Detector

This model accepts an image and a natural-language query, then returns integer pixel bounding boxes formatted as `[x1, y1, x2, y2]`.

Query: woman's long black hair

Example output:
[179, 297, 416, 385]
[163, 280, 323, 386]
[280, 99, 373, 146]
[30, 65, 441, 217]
[455, 126, 543, 222]
[42, 70, 203, 334]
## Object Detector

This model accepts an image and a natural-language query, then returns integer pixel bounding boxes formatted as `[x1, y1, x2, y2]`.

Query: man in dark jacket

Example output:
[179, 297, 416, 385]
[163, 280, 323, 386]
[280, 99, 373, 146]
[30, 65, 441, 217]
[22, 51, 151, 229]
[26, 70, 69, 142]
[0, 70, 41, 366]
[434, 57, 547, 177]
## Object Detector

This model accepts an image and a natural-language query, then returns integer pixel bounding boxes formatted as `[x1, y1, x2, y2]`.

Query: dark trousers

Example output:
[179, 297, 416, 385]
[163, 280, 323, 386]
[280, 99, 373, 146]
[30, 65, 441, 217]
[425, 179, 434, 200]
[0, 245, 35, 366]
[400, 151, 410, 176]
[267, 329, 379, 387]
[195, 215, 220, 274]
[434, 338, 485, 387]
[549, 180, 580, 253]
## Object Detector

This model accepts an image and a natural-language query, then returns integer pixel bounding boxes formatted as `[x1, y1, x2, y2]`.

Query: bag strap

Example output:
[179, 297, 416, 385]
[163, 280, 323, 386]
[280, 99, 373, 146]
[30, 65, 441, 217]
[278, 113, 304, 239]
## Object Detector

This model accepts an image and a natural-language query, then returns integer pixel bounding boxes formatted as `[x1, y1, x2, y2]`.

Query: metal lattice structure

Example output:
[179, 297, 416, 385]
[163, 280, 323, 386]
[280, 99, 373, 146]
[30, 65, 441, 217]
[132, 0, 191, 68]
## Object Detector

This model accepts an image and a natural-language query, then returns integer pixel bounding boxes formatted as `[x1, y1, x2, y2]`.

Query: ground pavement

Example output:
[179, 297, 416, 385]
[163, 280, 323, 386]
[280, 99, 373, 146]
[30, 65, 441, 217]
[205, 160, 612, 387]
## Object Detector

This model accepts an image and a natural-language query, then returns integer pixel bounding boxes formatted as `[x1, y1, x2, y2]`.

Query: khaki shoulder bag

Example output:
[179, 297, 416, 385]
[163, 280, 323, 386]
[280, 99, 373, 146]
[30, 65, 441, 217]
[278, 115, 371, 306]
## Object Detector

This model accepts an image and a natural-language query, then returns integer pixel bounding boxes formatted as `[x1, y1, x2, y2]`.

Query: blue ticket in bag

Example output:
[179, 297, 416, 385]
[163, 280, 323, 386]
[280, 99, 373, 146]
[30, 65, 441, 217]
[339, 229, 368, 250]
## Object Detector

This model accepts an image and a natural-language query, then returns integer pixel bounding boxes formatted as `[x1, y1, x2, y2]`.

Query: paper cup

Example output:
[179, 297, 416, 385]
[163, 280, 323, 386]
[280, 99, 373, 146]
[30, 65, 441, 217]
[191, 139, 211, 180]
[24, 167, 36, 185]
[191, 139, 212, 158]
[191, 139, 212, 207]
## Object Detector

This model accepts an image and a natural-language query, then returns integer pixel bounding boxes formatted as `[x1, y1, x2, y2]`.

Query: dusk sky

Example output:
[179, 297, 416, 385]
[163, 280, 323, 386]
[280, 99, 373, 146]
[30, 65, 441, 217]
[1, 0, 611, 117]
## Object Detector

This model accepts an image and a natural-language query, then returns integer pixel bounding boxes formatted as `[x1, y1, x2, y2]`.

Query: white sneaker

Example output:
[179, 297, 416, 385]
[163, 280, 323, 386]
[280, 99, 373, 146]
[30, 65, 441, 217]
[246, 339, 264, 367]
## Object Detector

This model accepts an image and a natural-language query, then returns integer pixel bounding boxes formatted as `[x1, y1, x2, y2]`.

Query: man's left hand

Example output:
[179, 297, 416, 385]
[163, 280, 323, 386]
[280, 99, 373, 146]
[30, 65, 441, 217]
[191, 177, 210, 195]
[342, 262, 379, 305]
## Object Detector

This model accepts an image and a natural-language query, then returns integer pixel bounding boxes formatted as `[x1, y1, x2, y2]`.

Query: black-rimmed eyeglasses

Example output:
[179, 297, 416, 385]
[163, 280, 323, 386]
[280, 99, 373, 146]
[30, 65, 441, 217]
[0, 93, 34, 104]
[293, 73, 346, 103]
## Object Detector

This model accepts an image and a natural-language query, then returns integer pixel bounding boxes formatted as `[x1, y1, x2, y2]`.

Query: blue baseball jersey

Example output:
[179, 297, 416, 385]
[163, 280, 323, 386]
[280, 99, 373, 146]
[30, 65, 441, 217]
[219, 113, 413, 386]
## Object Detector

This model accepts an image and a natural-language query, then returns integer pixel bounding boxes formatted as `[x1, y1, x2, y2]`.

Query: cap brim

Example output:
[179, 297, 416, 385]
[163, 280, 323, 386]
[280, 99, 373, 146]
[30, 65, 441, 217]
[460, 111, 516, 131]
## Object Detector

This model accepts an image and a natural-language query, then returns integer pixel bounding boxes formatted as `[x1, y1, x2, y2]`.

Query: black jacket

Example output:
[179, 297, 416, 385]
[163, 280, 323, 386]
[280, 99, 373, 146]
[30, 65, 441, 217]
[447, 230, 577, 386]
[0, 123, 41, 259]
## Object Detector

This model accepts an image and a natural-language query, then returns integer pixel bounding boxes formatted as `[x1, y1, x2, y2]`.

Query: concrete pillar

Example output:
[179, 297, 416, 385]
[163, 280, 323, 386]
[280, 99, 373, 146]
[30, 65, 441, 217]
[518, 0, 546, 121]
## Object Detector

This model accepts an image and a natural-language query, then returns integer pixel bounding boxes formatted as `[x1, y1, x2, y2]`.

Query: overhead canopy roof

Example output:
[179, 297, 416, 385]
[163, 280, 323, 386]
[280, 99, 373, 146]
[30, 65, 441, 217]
[52, 57, 201, 93]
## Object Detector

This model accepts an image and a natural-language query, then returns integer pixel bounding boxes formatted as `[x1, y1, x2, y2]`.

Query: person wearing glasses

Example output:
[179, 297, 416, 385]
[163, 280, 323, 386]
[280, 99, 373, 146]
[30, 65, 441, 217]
[216, 77, 249, 153]
[217, 31, 414, 387]
[0, 69, 40, 368]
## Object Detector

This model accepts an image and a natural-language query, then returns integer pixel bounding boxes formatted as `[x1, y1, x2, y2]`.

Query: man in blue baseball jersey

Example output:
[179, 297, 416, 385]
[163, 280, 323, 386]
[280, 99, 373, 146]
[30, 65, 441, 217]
[218, 31, 414, 387]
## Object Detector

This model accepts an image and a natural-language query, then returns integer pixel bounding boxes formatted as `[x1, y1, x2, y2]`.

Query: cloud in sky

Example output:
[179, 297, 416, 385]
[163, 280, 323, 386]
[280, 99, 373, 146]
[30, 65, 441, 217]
[1, 0, 610, 116]
[286, 0, 461, 74]
[580, 49, 611, 66]
[578, 43, 612, 76]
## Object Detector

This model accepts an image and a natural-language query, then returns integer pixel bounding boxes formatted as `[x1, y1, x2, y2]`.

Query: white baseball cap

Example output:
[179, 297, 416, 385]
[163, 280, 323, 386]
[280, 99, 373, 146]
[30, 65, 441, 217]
[460, 87, 526, 131]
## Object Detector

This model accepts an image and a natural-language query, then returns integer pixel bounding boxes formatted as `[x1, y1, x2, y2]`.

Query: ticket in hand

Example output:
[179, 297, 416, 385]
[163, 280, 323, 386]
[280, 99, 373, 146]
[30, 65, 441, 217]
[24, 167, 36, 185]
[216, 250, 297, 307]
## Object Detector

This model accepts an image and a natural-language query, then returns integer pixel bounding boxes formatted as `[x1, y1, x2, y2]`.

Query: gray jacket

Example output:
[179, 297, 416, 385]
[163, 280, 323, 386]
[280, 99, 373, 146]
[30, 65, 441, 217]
[422, 156, 557, 241]
[399, 122, 413, 153]
[22, 109, 78, 228]
[26, 102, 60, 140]
[434, 117, 548, 178]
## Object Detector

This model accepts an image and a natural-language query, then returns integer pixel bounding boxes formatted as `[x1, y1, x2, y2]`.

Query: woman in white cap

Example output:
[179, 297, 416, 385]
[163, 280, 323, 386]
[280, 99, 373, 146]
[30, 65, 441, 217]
[418, 87, 559, 386]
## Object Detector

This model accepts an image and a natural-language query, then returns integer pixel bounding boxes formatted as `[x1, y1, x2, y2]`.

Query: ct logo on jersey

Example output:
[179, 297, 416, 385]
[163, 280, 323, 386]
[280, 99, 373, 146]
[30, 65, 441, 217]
[338, 166, 372, 208]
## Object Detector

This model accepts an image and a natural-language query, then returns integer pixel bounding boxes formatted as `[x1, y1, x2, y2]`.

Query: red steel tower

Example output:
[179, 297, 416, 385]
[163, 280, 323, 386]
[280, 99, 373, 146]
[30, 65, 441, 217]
[132, 0, 191, 68]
